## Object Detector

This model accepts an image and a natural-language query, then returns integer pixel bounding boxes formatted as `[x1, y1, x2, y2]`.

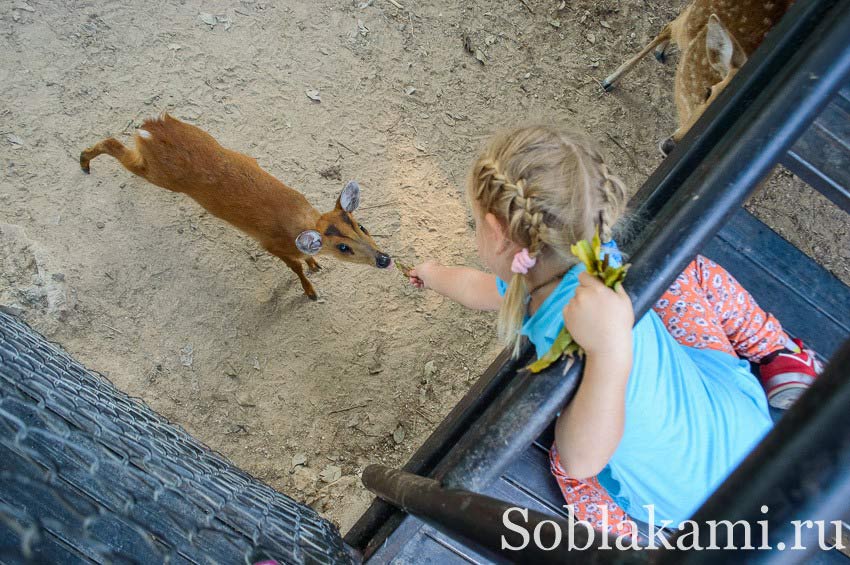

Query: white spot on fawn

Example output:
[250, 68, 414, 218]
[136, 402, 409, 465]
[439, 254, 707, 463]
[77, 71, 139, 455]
[137, 129, 152, 139]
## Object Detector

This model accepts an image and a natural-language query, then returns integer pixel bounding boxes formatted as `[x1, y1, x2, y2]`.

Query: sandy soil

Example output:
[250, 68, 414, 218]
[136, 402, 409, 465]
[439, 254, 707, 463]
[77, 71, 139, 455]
[2, 0, 847, 534]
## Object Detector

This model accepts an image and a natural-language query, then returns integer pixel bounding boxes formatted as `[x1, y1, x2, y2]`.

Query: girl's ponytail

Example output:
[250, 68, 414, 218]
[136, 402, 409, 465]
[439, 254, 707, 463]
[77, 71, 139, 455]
[500, 271, 530, 357]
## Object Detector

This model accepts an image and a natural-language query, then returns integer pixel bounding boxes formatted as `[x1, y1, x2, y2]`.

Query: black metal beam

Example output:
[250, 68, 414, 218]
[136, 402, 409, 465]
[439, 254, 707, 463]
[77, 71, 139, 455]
[361, 465, 645, 564]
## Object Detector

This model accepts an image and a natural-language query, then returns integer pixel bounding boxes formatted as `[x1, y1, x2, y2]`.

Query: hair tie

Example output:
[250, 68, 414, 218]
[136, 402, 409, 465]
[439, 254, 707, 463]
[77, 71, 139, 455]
[511, 248, 537, 275]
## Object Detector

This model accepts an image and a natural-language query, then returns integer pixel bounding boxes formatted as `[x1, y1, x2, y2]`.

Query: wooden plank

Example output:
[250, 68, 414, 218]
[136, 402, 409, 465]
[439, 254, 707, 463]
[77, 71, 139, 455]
[839, 84, 850, 105]
[818, 94, 850, 147]
[388, 528, 477, 564]
[704, 210, 850, 358]
[782, 87, 850, 213]
[500, 444, 568, 518]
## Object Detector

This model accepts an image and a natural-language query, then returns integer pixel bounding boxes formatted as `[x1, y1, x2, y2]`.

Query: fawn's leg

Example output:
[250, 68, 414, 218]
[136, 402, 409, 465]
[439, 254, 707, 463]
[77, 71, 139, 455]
[80, 137, 146, 175]
[654, 39, 671, 63]
[305, 257, 321, 272]
[602, 24, 673, 91]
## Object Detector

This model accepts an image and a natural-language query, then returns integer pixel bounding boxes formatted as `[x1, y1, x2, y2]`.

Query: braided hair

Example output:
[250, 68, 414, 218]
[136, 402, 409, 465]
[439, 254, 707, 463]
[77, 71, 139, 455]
[468, 125, 628, 356]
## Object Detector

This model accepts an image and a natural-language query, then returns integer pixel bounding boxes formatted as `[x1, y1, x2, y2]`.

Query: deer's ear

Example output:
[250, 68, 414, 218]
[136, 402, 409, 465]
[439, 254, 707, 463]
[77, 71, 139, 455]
[336, 180, 361, 212]
[295, 230, 323, 255]
[706, 14, 746, 77]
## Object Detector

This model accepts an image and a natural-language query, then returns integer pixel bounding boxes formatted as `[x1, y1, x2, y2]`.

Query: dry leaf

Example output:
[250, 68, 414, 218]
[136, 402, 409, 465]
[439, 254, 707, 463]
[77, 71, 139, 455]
[319, 465, 342, 483]
[395, 260, 413, 277]
[305, 89, 321, 102]
[199, 12, 217, 26]
[393, 426, 405, 444]
[292, 453, 307, 469]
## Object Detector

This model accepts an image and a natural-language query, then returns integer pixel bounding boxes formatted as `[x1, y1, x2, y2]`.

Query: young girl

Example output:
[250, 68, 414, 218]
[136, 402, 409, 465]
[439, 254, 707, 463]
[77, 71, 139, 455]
[408, 125, 820, 533]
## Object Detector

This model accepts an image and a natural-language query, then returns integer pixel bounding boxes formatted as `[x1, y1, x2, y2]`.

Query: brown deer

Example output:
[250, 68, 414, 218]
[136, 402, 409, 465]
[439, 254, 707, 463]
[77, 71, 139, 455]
[602, 0, 794, 154]
[80, 113, 392, 300]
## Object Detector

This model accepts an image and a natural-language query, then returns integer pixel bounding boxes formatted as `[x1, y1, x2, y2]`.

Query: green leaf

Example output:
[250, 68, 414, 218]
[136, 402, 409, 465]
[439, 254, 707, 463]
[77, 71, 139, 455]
[602, 264, 628, 287]
[570, 240, 595, 272]
[591, 230, 602, 267]
[528, 327, 575, 373]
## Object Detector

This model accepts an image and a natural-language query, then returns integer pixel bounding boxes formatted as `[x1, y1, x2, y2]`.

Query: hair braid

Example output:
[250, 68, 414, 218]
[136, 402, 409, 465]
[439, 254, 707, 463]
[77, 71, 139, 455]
[578, 146, 628, 242]
[478, 161, 548, 257]
[596, 163, 627, 242]
[467, 125, 631, 357]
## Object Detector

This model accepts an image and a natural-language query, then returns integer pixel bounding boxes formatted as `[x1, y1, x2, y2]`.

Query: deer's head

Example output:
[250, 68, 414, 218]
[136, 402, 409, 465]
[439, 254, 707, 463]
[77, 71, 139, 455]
[295, 181, 392, 269]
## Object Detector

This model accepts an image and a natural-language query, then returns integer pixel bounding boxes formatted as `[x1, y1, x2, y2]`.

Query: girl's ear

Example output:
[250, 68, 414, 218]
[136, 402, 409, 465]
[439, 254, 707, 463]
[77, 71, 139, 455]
[484, 212, 512, 253]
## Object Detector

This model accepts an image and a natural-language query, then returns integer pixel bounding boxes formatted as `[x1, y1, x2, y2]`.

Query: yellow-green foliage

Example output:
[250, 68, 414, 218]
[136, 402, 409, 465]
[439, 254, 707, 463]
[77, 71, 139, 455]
[396, 260, 413, 278]
[527, 230, 630, 373]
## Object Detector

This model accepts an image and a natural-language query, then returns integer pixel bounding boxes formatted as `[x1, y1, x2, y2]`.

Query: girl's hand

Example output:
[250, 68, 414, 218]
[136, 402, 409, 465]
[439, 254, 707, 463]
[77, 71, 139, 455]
[563, 271, 634, 355]
[408, 260, 441, 290]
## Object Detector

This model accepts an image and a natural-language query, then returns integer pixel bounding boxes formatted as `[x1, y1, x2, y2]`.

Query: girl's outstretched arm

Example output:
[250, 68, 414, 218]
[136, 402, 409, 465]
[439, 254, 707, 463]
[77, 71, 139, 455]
[554, 272, 634, 479]
[409, 261, 503, 311]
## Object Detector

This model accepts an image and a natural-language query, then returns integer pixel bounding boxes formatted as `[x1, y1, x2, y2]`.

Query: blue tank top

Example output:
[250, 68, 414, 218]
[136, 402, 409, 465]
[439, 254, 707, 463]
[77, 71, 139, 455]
[496, 265, 772, 525]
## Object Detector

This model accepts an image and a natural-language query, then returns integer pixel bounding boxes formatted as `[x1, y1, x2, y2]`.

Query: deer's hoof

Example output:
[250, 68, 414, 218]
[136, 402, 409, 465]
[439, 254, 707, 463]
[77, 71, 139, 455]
[654, 51, 667, 64]
[601, 79, 615, 92]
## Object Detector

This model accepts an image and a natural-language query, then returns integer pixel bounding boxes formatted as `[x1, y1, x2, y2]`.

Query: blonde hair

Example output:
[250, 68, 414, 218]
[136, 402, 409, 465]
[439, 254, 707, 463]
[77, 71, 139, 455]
[468, 125, 629, 356]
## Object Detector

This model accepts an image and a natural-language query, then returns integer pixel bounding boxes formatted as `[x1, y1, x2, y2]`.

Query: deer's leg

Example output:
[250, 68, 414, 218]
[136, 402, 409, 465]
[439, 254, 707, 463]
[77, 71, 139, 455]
[262, 245, 319, 300]
[277, 254, 318, 300]
[305, 257, 321, 272]
[654, 39, 671, 63]
[602, 24, 673, 91]
[80, 137, 145, 175]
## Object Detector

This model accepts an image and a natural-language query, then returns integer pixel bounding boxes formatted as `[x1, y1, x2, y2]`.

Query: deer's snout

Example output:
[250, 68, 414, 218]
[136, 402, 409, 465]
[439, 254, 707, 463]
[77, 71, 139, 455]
[660, 137, 676, 156]
[376, 253, 392, 269]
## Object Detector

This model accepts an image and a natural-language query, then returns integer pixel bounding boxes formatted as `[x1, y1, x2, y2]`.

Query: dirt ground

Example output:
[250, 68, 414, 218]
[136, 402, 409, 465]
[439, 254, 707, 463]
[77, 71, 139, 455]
[2, 0, 848, 535]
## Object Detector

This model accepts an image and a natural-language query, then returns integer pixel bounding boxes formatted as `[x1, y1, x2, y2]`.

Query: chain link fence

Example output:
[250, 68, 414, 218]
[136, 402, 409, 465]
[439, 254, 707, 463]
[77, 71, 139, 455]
[0, 311, 354, 564]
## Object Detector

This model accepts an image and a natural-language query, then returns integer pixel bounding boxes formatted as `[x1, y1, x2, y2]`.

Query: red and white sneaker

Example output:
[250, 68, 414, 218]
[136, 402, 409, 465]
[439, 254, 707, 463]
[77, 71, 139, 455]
[758, 338, 823, 409]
